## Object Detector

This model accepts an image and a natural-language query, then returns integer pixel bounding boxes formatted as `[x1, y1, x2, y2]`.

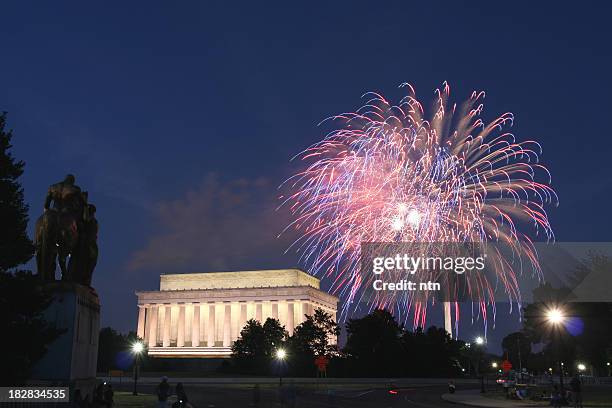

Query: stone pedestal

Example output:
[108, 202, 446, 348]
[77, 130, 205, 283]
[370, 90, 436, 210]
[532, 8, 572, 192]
[30, 283, 100, 400]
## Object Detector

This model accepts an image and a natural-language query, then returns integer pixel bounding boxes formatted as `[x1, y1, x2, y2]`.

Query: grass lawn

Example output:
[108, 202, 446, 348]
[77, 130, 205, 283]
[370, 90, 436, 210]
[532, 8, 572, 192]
[114, 391, 157, 408]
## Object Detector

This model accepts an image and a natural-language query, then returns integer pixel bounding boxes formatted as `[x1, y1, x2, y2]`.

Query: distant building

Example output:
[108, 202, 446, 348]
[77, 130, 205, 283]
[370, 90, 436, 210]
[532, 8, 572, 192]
[135, 269, 338, 357]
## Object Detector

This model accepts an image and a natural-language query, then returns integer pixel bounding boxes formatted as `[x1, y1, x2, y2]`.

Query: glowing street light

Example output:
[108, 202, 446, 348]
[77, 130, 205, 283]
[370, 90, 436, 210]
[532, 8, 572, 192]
[491, 362, 498, 369]
[131, 340, 145, 396]
[132, 341, 144, 354]
[546, 308, 565, 325]
[577, 363, 586, 372]
[545, 306, 567, 398]
[275, 348, 287, 385]
[473, 337, 486, 393]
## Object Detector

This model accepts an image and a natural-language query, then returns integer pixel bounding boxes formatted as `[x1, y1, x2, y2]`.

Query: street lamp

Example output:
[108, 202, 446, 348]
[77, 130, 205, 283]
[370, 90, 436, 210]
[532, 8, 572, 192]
[131, 341, 145, 396]
[546, 307, 566, 396]
[474, 336, 486, 393]
[275, 348, 287, 386]
[491, 362, 498, 369]
[577, 363, 586, 372]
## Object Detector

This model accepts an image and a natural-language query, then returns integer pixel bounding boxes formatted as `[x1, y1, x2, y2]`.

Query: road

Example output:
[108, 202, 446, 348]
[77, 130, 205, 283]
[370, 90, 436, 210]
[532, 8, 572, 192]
[114, 382, 472, 407]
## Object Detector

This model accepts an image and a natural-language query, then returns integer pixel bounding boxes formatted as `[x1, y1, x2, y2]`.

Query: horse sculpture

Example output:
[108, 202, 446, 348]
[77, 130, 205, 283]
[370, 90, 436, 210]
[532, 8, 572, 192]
[35, 209, 79, 281]
[35, 175, 98, 286]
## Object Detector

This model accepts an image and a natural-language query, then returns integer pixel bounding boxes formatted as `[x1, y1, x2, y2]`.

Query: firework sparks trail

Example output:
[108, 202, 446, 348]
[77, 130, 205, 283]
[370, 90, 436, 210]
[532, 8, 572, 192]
[280, 82, 557, 334]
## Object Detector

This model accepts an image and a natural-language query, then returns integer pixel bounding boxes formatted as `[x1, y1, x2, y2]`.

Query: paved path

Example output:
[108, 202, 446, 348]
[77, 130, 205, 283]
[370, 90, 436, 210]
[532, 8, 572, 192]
[113, 382, 476, 407]
[442, 390, 541, 407]
[102, 375, 478, 385]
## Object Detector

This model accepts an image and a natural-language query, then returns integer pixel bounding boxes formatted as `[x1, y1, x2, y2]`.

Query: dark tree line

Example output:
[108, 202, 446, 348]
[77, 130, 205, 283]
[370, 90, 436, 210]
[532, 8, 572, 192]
[97, 328, 141, 373]
[230, 309, 340, 376]
[342, 309, 464, 377]
[231, 308, 466, 377]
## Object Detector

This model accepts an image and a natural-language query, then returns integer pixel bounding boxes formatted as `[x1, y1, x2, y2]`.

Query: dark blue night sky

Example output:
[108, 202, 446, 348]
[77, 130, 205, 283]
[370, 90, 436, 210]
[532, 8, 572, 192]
[2, 1, 611, 350]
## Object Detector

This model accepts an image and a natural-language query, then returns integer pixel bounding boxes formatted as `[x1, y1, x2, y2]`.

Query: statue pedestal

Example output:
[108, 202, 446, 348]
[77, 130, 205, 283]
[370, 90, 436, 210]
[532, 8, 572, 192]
[30, 283, 100, 400]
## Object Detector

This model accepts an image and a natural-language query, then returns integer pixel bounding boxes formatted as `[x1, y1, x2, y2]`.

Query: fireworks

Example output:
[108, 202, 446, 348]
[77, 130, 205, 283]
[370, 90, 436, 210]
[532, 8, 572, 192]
[280, 82, 557, 332]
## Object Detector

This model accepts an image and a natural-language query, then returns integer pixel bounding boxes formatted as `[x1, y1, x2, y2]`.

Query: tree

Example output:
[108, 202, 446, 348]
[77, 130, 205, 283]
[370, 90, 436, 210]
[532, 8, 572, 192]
[287, 308, 340, 375]
[0, 112, 34, 269]
[0, 113, 61, 385]
[231, 318, 288, 374]
[344, 309, 404, 376]
[501, 332, 531, 371]
[263, 318, 288, 357]
[97, 327, 127, 373]
[97, 328, 144, 373]
[0, 271, 63, 384]
[342, 309, 465, 377]
[403, 326, 464, 377]
[290, 309, 340, 355]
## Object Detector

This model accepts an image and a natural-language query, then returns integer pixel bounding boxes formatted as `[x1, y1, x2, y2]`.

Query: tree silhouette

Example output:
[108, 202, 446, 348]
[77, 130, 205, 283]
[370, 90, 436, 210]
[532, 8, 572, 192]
[231, 318, 287, 374]
[0, 113, 62, 385]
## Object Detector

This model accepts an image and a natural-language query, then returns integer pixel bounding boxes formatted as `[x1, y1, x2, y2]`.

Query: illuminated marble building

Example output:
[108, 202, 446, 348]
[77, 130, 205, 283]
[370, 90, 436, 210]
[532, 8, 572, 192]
[135, 269, 338, 357]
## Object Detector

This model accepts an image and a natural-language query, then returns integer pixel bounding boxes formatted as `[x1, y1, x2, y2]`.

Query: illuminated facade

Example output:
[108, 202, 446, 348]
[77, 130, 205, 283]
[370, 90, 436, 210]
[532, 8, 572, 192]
[135, 269, 338, 357]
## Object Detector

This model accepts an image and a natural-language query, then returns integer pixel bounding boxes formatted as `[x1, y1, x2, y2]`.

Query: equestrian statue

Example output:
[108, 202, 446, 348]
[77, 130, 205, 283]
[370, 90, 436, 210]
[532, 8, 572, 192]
[35, 174, 98, 286]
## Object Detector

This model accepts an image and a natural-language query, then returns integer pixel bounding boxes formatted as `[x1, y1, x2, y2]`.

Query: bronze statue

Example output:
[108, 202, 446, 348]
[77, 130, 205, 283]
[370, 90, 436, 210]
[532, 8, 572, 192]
[35, 174, 98, 286]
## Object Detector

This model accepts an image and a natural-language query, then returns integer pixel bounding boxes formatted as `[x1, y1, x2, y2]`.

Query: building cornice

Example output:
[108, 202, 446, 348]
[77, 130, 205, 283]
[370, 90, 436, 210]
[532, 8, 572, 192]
[135, 285, 338, 309]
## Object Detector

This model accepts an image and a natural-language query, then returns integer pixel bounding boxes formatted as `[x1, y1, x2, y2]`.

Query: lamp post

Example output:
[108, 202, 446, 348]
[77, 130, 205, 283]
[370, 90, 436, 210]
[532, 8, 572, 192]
[546, 308, 566, 396]
[131, 341, 145, 396]
[276, 348, 287, 386]
[474, 336, 486, 393]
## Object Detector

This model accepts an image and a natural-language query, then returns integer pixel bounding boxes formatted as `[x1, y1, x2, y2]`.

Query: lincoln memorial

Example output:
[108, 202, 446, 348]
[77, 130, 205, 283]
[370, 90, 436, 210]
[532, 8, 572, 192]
[135, 269, 338, 358]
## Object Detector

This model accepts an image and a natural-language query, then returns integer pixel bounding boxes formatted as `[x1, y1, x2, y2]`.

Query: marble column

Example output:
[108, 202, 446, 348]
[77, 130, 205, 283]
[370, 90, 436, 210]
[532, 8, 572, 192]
[192, 303, 200, 347]
[137, 305, 146, 339]
[239, 303, 247, 333]
[293, 301, 302, 325]
[207, 303, 216, 347]
[177, 304, 186, 347]
[143, 306, 151, 343]
[148, 305, 158, 347]
[287, 302, 295, 335]
[308, 303, 316, 317]
[162, 305, 171, 347]
[271, 302, 279, 319]
[223, 303, 231, 347]
[255, 302, 263, 322]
